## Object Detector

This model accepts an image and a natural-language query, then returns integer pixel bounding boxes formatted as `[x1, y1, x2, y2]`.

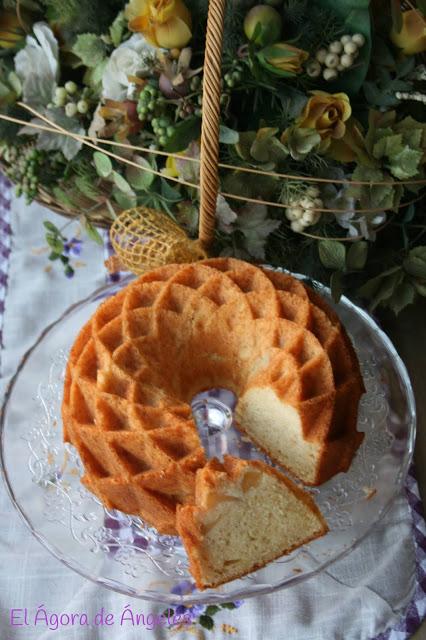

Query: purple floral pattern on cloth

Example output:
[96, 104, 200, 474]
[0, 181, 424, 638]
[374, 467, 426, 640]
[63, 237, 83, 257]
[0, 175, 11, 352]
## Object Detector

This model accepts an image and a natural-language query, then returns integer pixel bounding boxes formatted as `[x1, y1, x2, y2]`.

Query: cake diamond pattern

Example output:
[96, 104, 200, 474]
[63, 259, 365, 536]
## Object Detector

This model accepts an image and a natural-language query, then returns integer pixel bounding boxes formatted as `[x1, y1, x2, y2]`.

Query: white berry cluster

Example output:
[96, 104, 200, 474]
[306, 33, 365, 82]
[49, 81, 89, 118]
[285, 186, 323, 233]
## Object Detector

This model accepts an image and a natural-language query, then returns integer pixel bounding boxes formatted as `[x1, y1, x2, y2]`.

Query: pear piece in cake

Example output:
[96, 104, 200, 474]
[176, 456, 328, 589]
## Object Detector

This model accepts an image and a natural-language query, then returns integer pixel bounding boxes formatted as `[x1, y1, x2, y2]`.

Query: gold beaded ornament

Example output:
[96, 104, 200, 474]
[110, 207, 207, 274]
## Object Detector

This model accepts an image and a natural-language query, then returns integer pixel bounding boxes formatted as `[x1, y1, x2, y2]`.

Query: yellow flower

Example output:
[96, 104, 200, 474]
[163, 154, 179, 177]
[125, 0, 192, 49]
[391, 9, 426, 56]
[294, 91, 352, 152]
[0, 11, 25, 49]
[260, 43, 308, 76]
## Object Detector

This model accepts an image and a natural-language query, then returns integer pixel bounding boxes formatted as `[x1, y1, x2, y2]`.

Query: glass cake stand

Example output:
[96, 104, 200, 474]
[0, 272, 416, 605]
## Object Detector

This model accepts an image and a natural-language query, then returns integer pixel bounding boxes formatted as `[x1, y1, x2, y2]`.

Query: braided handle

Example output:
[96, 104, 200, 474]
[198, 0, 226, 250]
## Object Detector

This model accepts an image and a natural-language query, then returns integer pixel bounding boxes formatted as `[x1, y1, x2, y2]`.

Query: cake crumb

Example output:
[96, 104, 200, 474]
[222, 623, 238, 634]
[293, 567, 303, 574]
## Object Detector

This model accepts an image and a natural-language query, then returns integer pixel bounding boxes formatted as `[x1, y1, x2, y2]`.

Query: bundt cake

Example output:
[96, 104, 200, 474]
[176, 456, 328, 589]
[62, 258, 364, 542]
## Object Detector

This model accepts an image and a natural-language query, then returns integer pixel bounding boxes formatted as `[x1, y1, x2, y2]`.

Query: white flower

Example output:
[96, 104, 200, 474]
[331, 192, 386, 241]
[102, 34, 158, 101]
[237, 203, 281, 259]
[216, 195, 237, 233]
[14, 22, 59, 106]
[216, 198, 280, 258]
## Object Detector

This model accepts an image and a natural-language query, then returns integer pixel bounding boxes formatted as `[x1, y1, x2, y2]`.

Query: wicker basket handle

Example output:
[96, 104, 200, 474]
[198, 0, 226, 250]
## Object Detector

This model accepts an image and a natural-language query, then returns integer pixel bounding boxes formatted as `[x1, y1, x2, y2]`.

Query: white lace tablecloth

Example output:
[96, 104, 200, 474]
[0, 186, 425, 640]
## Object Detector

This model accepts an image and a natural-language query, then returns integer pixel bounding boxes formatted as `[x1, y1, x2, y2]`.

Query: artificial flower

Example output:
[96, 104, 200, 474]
[237, 203, 281, 259]
[243, 5, 282, 46]
[95, 100, 142, 140]
[258, 42, 308, 76]
[162, 141, 200, 181]
[125, 0, 192, 49]
[391, 9, 426, 56]
[0, 11, 26, 49]
[292, 91, 352, 153]
[102, 33, 157, 101]
[158, 47, 202, 98]
[164, 154, 179, 177]
[216, 195, 238, 233]
[14, 22, 59, 106]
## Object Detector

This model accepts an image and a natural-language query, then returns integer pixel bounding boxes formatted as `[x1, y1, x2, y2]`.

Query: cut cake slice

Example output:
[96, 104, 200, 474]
[176, 456, 328, 589]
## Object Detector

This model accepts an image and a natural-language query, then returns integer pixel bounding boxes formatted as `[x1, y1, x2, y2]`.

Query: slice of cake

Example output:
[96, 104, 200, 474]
[176, 456, 328, 589]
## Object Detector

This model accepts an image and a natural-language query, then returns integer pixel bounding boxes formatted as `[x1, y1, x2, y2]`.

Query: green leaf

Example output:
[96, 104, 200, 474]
[349, 166, 396, 211]
[199, 615, 214, 630]
[372, 133, 403, 160]
[8, 71, 22, 97]
[46, 234, 64, 254]
[330, 271, 343, 304]
[93, 152, 112, 178]
[75, 175, 102, 200]
[219, 125, 239, 145]
[126, 158, 155, 191]
[52, 186, 76, 209]
[399, 127, 423, 150]
[112, 188, 137, 209]
[256, 51, 296, 77]
[318, 240, 346, 270]
[388, 147, 423, 180]
[250, 128, 280, 162]
[360, 268, 405, 311]
[389, 281, 415, 314]
[72, 33, 106, 68]
[346, 241, 368, 271]
[161, 178, 182, 202]
[83, 58, 108, 91]
[221, 603, 237, 610]
[48, 251, 60, 261]
[43, 220, 59, 233]
[113, 171, 133, 193]
[357, 266, 401, 299]
[403, 246, 426, 279]
[109, 11, 126, 47]
[413, 280, 426, 297]
[83, 218, 103, 245]
[164, 117, 201, 153]
[235, 131, 257, 161]
[205, 605, 220, 616]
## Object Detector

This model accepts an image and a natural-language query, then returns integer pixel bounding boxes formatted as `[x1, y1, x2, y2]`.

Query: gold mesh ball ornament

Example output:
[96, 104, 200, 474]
[110, 207, 208, 274]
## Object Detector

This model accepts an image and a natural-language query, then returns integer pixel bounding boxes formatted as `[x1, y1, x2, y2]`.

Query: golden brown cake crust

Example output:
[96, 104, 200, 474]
[176, 456, 329, 589]
[62, 259, 365, 533]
